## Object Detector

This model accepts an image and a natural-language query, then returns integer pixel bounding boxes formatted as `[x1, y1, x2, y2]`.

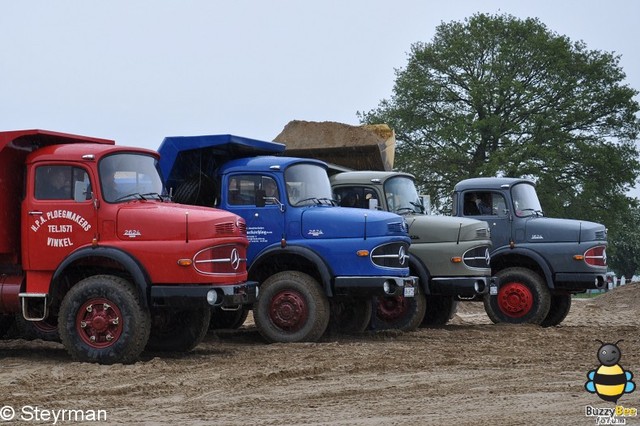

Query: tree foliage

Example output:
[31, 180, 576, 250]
[607, 205, 640, 279]
[359, 13, 640, 225]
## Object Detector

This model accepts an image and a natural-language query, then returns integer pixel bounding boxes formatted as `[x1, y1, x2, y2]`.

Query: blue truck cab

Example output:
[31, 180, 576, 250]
[453, 177, 608, 326]
[158, 135, 417, 342]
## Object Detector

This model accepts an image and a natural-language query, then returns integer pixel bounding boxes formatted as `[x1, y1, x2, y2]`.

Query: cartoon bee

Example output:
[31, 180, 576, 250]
[585, 339, 635, 403]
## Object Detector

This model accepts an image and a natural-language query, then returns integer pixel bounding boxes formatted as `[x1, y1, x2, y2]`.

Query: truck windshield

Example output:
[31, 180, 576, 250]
[284, 163, 334, 206]
[511, 183, 544, 217]
[99, 153, 165, 203]
[384, 176, 423, 214]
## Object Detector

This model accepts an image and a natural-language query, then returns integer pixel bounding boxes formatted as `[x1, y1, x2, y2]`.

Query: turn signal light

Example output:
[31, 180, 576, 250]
[573, 255, 585, 261]
[177, 259, 193, 267]
[451, 257, 462, 263]
[356, 250, 370, 257]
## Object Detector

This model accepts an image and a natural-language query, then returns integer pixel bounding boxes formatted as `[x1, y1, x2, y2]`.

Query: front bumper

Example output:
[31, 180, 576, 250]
[430, 276, 498, 297]
[554, 272, 606, 291]
[333, 276, 418, 298]
[150, 281, 258, 309]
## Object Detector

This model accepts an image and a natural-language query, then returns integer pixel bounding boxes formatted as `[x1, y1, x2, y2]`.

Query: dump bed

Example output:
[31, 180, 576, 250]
[158, 134, 286, 190]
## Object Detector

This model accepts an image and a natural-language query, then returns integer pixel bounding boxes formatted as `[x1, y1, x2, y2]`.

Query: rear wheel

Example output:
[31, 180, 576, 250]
[15, 314, 60, 342]
[327, 298, 372, 335]
[541, 294, 572, 327]
[58, 275, 150, 364]
[0, 315, 13, 339]
[209, 306, 249, 330]
[254, 271, 329, 343]
[483, 268, 551, 325]
[421, 296, 458, 327]
[371, 290, 426, 332]
[146, 307, 211, 352]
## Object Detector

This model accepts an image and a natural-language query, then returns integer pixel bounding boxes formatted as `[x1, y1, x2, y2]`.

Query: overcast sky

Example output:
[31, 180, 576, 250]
[1, 1, 638, 158]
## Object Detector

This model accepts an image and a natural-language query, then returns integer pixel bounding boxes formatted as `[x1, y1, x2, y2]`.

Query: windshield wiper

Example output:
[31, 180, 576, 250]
[114, 193, 147, 202]
[141, 192, 167, 201]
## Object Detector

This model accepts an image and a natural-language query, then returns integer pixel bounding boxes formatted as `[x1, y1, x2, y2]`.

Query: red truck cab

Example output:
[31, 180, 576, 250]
[0, 130, 256, 364]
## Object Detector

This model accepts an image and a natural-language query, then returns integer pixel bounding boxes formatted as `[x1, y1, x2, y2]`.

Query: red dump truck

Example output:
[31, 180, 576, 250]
[0, 129, 256, 364]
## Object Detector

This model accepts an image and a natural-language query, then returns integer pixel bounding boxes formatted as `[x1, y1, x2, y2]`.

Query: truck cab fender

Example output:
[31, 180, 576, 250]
[249, 245, 334, 297]
[491, 246, 554, 289]
[408, 255, 431, 295]
[51, 246, 152, 308]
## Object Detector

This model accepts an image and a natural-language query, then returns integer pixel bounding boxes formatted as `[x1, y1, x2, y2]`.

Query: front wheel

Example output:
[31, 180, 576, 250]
[327, 298, 372, 335]
[483, 268, 551, 325]
[371, 290, 427, 332]
[541, 294, 572, 327]
[58, 275, 151, 364]
[254, 271, 329, 343]
[146, 307, 211, 352]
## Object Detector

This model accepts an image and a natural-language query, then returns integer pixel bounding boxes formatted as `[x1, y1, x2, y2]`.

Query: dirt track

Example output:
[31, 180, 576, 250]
[2, 284, 640, 426]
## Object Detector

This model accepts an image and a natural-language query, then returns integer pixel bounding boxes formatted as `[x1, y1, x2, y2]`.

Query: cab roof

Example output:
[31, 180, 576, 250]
[454, 177, 535, 191]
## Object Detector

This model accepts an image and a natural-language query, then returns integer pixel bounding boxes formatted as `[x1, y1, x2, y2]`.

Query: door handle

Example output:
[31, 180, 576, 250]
[28, 211, 43, 216]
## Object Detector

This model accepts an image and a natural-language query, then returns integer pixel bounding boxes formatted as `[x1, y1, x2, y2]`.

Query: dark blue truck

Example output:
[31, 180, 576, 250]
[453, 177, 608, 326]
[158, 135, 418, 342]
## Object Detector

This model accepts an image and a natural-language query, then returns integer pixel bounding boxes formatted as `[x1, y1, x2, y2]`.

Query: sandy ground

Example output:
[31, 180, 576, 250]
[2, 285, 640, 426]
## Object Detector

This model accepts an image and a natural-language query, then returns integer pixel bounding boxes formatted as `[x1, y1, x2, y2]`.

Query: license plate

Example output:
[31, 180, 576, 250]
[404, 286, 415, 297]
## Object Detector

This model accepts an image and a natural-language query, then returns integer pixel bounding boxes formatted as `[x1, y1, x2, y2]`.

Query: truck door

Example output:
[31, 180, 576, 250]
[23, 164, 97, 271]
[462, 190, 511, 247]
[225, 174, 284, 264]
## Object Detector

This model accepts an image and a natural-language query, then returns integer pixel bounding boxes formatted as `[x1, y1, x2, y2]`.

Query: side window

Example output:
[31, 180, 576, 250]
[334, 187, 365, 208]
[463, 191, 507, 217]
[261, 177, 279, 203]
[228, 174, 279, 206]
[463, 192, 480, 216]
[35, 165, 91, 201]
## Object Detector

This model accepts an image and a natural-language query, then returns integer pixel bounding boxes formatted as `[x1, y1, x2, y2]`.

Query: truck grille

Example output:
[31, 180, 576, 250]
[387, 221, 407, 234]
[193, 244, 247, 275]
[463, 246, 491, 268]
[215, 220, 247, 235]
[371, 242, 410, 269]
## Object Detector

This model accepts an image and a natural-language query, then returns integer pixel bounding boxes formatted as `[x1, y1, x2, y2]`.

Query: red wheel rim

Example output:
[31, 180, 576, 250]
[75, 298, 123, 348]
[268, 290, 308, 331]
[376, 296, 408, 321]
[497, 282, 533, 318]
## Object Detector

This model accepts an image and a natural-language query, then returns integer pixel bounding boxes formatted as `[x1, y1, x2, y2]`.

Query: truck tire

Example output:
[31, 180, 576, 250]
[483, 267, 551, 325]
[327, 298, 372, 335]
[15, 314, 60, 342]
[371, 290, 427, 332]
[58, 275, 151, 365]
[209, 306, 249, 330]
[146, 307, 211, 352]
[421, 296, 458, 327]
[254, 271, 329, 343]
[0, 315, 13, 339]
[540, 294, 572, 327]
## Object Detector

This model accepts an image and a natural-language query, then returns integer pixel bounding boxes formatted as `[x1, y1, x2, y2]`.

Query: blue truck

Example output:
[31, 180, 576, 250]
[453, 177, 608, 325]
[158, 135, 418, 342]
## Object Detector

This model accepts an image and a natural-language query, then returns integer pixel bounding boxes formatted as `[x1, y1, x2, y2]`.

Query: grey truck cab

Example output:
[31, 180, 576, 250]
[332, 170, 495, 326]
[453, 177, 607, 326]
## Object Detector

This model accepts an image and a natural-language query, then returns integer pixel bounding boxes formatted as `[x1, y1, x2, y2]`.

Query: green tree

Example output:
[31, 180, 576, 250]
[607, 205, 640, 280]
[358, 13, 640, 225]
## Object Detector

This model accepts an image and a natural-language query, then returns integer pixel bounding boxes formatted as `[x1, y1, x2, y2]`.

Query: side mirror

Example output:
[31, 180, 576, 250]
[420, 195, 431, 214]
[368, 198, 378, 210]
